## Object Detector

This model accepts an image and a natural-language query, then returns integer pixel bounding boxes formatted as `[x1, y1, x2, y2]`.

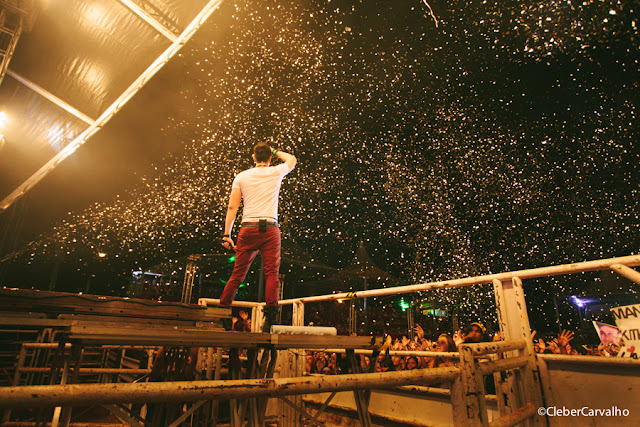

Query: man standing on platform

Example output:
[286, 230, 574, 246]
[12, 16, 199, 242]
[220, 143, 297, 332]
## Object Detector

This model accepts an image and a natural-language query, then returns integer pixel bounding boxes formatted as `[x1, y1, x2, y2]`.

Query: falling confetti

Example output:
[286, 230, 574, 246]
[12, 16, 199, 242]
[1, 0, 638, 333]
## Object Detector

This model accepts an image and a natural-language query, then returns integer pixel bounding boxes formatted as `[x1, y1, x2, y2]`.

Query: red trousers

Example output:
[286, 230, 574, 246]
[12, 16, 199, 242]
[220, 226, 281, 306]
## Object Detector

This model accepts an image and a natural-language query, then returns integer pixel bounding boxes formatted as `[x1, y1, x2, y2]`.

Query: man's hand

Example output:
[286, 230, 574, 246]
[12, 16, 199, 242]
[221, 236, 236, 250]
[557, 330, 574, 349]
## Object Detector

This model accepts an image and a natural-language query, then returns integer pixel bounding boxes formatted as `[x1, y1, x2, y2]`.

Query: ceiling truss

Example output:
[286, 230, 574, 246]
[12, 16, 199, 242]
[0, 0, 225, 213]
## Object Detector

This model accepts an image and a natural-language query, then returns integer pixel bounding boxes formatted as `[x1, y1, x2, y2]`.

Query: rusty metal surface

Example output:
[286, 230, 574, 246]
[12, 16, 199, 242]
[460, 340, 526, 356]
[477, 356, 528, 376]
[538, 356, 640, 427]
[537, 353, 640, 367]
[0, 366, 461, 408]
[488, 403, 536, 427]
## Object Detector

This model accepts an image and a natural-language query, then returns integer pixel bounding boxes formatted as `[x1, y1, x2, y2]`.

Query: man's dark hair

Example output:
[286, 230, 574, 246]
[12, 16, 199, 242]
[254, 143, 272, 163]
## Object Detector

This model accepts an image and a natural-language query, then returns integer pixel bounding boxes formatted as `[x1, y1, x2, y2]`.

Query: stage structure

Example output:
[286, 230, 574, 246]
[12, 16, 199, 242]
[0, 255, 639, 426]
[199, 254, 640, 427]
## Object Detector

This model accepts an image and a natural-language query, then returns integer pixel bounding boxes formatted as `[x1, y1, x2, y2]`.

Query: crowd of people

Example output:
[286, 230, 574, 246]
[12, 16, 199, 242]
[301, 320, 629, 377]
[225, 294, 631, 377]
[305, 322, 480, 376]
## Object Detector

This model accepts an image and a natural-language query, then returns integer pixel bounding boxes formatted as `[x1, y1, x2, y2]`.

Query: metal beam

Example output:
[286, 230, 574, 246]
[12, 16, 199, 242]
[0, 0, 225, 213]
[6, 70, 96, 125]
[0, 0, 30, 16]
[489, 403, 536, 427]
[101, 404, 145, 427]
[116, 0, 178, 42]
[0, 367, 461, 408]
[277, 396, 323, 427]
[0, 19, 22, 86]
[610, 263, 640, 285]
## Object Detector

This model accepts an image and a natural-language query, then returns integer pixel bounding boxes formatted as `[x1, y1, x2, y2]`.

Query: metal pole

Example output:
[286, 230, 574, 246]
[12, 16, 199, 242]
[610, 263, 640, 285]
[0, 367, 461, 408]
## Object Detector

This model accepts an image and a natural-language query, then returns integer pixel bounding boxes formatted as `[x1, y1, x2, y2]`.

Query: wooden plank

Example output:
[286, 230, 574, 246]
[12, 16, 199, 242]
[59, 314, 214, 327]
[64, 325, 381, 350]
[0, 288, 230, 321]
[66, 328, 271, 348]
[0, 317, 72, 327]
[66, 325, 226, 338]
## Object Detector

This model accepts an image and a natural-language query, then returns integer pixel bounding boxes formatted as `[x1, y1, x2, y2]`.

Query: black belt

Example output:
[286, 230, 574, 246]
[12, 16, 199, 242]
[241, 222, 278, 227]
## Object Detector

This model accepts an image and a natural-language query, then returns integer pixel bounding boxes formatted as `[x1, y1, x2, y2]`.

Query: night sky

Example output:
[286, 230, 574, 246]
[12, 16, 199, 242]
[1, 0, 638, 333]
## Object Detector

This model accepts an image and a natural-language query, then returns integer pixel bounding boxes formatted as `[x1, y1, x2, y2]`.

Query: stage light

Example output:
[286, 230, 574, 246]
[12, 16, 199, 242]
[98, 252, 106, 258]
[570, 296, 586, 308]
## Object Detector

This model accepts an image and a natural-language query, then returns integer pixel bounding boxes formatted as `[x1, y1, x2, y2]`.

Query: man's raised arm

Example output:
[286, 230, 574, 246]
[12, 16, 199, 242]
[274, 149, 297, 171]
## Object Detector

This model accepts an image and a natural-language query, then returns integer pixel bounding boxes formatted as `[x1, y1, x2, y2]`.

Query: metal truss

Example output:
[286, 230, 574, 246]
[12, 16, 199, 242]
[0, 0, 225, 212]
[0, 0, 37, 86]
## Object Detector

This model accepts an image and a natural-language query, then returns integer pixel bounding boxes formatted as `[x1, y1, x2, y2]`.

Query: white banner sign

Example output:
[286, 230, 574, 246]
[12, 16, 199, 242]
[611, 304, 640, 358]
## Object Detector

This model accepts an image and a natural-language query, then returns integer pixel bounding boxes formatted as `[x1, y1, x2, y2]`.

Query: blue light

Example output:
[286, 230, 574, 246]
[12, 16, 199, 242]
[571, 296, 586, 308]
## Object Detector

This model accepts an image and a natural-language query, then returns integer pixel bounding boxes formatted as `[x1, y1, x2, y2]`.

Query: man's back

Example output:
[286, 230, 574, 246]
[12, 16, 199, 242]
[233, 163, 291, 222]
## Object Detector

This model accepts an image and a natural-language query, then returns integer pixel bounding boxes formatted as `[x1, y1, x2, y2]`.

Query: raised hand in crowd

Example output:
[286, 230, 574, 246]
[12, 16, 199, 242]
[414, 324, 425, 340]
[401, 335, 411, 348]
[557, 330, 575, 355]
